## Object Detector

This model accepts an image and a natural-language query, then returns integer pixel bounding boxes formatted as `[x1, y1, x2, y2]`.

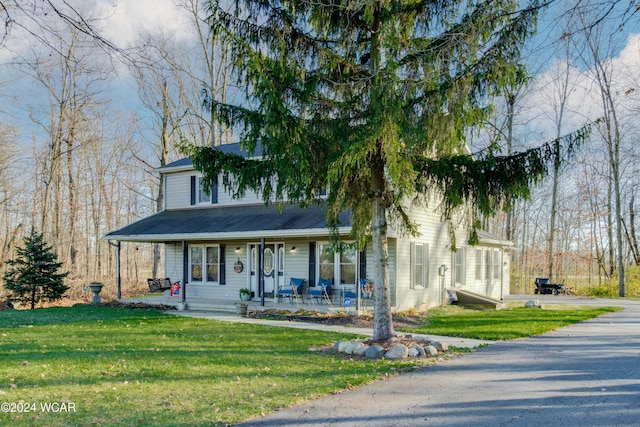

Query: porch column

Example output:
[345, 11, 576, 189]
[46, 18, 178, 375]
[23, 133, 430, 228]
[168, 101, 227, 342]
[108, 240, 122, 299]
[182, 241, 187, 303]
[116, 241, 121, 299]
[260, 237, 265, 306]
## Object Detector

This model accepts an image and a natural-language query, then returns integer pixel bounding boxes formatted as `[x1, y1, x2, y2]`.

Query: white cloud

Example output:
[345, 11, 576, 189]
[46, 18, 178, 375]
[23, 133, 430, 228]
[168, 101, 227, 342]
[96, 0, 190, 48]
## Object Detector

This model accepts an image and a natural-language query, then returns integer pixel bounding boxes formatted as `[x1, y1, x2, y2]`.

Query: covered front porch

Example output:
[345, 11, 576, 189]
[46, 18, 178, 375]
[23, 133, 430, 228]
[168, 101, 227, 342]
[120, 290, 376, 315]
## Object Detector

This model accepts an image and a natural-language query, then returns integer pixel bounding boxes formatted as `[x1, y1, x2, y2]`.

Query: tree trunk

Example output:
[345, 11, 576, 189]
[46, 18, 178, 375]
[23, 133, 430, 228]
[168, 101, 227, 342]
[371, 156, 394, 341]
[629, 195, 640, 265]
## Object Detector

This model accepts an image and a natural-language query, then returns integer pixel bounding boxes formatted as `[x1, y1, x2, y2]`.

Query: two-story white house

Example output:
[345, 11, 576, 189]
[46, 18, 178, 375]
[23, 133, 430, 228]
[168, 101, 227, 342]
[105, 143, 511, 310]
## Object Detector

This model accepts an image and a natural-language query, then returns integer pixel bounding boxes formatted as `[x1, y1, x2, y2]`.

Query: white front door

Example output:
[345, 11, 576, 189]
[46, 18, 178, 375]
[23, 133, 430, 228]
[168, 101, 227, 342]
[249, 243, 283, 298]
[262, 244, 276, 296]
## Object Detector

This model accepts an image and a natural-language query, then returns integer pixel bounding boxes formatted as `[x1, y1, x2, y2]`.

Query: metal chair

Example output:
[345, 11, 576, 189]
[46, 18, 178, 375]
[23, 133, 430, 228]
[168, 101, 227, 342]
[307, 278, 332, 304]
[279, 278, 305, 303]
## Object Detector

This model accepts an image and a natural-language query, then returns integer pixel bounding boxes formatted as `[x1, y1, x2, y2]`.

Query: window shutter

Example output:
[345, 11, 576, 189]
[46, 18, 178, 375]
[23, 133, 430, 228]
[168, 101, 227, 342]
[211, 184, 218, 204]
[424, 244, 429, 288]
[182, 242, 189, 285]
[410, 242, 415, 289]
[190, 176, 196, 205]
[309, 242, 316, 287]
[219, 245, 226, 285]
[359, 249, 366, 281]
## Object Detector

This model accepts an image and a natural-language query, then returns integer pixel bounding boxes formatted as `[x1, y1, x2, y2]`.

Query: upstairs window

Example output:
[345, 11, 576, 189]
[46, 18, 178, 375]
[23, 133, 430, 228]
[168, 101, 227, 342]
[191, 175, 218, 205]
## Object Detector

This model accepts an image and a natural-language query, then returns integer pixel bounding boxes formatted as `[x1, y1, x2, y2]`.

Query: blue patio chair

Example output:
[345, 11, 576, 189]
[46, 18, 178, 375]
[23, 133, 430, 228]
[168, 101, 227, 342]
[279, 278, 305, 303]
[342, 278, 367, 305]
[307, 278, 332, 304]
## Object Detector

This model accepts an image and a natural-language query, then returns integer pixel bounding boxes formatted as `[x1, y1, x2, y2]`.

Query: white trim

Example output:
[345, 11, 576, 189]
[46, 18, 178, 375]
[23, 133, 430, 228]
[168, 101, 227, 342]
[106, 226, 358, 242]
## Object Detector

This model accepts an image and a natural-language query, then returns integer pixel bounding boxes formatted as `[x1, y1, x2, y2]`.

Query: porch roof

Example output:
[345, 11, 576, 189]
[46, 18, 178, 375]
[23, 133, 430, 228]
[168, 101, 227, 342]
[104, 203, 353, 242]
[476, 229, 513, 247]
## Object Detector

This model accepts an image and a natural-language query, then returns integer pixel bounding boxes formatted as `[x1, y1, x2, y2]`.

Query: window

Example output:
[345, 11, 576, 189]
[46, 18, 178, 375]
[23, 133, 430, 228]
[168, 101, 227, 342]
[278, 246, 284, 272]
[318, 243, 335, 283]
[411, 242, 428, 288]
[485, 249, 492, 281]
[191, 247, 203, 282]
[475, 249, 483, 281]
[316, 242, 357, 287]
[493, 250, 501, 280]
[191, 175, 218, 205]
[453, 248, 465, 286]
[206, 246, 219, 282]
[339, 248, 357, 285]
[190, 244, 220, 284]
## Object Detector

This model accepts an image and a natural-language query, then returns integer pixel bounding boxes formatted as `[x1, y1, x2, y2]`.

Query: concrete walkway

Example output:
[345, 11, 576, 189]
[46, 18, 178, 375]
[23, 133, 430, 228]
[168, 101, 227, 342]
[231, 296, 640, 427]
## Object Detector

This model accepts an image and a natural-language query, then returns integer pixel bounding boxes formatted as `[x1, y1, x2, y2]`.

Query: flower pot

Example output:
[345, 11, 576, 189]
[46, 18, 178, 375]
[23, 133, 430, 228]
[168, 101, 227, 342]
[240, 293, 251, 301]
[88, 283, 104, 305]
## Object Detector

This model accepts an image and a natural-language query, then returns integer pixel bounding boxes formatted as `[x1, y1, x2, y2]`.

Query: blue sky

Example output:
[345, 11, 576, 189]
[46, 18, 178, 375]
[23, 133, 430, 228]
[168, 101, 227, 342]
[1, 0, 639, 155]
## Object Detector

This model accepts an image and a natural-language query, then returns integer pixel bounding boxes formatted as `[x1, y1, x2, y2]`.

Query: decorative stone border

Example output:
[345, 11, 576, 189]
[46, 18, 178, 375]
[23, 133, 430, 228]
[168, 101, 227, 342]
[334, 334, 449, 360]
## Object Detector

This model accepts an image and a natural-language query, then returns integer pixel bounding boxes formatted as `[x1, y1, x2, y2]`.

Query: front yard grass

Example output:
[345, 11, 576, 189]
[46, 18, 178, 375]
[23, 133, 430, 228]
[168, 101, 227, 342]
[0, 306, 418, 427]
[0, 303, 621, 426]
[406, 304, 622, 340]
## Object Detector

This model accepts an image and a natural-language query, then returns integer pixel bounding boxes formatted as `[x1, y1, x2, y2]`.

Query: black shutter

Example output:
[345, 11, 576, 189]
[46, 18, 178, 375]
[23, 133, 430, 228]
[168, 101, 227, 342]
[219, 245, 226, 285]
[211, 184, 218, 204]
[190, 176, 196, 205]
[183, 242, 189, 285]
[359, 248, 367, 280]
[309, 242, 316, 287]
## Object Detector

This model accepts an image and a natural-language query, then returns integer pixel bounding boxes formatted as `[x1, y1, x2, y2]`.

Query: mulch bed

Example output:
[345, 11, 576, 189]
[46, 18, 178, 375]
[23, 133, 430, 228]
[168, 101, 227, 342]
[247, 308, 429, 329]
[98, 300, 177, 310]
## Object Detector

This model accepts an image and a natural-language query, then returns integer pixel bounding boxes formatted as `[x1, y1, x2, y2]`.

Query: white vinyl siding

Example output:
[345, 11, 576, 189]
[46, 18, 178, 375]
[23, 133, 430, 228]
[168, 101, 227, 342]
[164, 170, 263, 209]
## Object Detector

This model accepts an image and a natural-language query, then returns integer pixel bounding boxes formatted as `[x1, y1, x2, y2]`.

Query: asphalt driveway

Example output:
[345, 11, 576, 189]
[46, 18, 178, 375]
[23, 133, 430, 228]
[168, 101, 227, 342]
[239, 296, 640, 426]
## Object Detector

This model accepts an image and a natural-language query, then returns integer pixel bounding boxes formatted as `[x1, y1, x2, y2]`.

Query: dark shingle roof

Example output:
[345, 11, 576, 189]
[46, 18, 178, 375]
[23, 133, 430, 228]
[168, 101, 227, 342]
[105, 203, 351, 242]
[160, 142, 263, 171]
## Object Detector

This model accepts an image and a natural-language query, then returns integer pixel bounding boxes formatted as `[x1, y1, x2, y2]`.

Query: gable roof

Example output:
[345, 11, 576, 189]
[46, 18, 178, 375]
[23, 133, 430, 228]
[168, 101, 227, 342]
[159, 142, 262, 173]
[104, 203, 352, 242]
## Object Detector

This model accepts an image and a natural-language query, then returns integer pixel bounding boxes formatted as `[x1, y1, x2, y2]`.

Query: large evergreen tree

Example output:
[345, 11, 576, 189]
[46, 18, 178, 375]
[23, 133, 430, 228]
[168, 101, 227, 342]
[186, 0, 592, 340]
[3, 230, 69, 309]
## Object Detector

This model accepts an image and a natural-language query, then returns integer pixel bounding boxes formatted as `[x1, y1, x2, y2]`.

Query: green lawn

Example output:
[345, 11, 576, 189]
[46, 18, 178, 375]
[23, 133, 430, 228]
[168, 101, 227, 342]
[404, 304, 622, 340]
[0, 304, 621, 426]
[0, 306, 418, 427]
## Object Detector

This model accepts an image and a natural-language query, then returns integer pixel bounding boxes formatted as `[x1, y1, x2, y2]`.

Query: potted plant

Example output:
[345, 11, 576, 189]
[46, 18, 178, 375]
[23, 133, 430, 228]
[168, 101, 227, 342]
[239, 288, 251, 301]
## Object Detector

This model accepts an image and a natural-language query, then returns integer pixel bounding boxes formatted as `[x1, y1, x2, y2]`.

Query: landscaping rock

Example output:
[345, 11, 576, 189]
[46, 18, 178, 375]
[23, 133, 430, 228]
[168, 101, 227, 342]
[353, 344, 369, 356]
[431, 341, 448, 352]
[365, 345, 386, 359]
[333, 337, 450, 360]
[525, 299, 540, 308]
[424, 345, 439, 356]
[408, 344, 426, 358]
[344, 341, 367, 355]
[335, 340, 352, 352]
[385, 344, 409, 360]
